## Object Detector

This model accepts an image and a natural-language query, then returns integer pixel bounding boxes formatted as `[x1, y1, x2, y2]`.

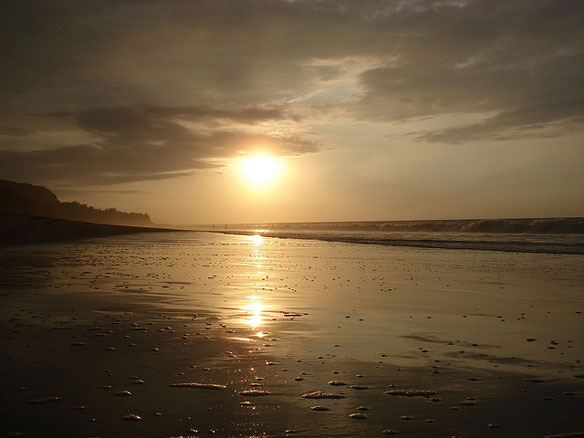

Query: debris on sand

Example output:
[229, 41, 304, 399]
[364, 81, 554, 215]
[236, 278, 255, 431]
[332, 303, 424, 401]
[460, 399, 476, 406]
[26, 396, 60, 405]
[168, 382, 227, 390]
[301, 391, 346, 399]
[239, 390, 272, 396]
[524, 378, 545, 383]
[543, 432, 584, 438]
[385, 389, 437, 397]
[349, 413, 368, 419]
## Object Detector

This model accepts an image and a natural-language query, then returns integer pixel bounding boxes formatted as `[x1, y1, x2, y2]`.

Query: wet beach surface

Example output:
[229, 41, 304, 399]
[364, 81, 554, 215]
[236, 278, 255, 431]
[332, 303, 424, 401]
[0, 232, 583, 437]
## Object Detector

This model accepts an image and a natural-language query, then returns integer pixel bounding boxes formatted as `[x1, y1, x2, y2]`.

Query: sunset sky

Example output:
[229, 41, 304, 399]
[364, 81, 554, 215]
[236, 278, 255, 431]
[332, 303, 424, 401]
[1, 0, 583, 224]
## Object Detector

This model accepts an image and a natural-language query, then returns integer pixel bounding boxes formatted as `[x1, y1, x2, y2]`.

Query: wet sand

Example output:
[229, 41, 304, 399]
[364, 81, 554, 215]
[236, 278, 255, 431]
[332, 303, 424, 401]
[0, 232, 583, 437]
[0, 213, 183, 246]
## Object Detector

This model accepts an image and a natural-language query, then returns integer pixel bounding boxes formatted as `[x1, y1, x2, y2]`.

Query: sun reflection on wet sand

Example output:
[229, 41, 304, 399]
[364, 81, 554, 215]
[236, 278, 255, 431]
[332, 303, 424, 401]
[242, 295, 269, 339]
[245, 296, 264, 329]
[249, 234, 265, 269]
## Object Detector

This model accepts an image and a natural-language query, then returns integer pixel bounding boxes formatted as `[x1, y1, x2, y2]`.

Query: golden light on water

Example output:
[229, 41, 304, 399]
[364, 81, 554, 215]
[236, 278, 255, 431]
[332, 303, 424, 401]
[244, 295, 264, 329]
[239, 154, 282, 187]
[249, 234, 265, 270]
[250, 234, 264, 246]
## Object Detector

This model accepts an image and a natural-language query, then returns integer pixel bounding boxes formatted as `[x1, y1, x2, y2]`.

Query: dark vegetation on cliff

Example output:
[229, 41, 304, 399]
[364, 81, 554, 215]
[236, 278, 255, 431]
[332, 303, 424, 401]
[0, 180, 151, 226]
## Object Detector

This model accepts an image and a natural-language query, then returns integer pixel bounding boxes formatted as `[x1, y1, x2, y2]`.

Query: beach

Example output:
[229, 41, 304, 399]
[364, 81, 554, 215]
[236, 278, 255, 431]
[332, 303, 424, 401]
[1, 231, 583, 437]
[0, 213, 182, 246]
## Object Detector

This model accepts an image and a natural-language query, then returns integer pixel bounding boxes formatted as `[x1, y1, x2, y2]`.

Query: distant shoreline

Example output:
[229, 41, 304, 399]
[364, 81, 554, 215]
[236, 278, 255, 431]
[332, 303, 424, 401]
[0, 213, 188, 247]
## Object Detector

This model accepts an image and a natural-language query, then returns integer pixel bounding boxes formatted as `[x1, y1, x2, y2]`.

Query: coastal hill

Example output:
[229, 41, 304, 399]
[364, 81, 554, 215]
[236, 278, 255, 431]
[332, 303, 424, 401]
[0, 179, 151, 227]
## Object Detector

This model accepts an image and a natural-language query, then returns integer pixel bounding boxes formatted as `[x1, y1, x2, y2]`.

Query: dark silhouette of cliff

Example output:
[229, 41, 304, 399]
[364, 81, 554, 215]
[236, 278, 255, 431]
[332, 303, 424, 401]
[0, 180, 152, 226]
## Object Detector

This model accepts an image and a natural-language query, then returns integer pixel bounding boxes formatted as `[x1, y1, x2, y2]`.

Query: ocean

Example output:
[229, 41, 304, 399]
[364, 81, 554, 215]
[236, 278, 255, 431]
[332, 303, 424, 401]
[194, 217, 584, 255]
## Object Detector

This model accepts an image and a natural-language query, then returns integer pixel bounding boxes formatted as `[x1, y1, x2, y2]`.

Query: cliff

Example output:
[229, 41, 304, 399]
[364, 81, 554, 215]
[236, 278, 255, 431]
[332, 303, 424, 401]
[0, 180, 152, 227]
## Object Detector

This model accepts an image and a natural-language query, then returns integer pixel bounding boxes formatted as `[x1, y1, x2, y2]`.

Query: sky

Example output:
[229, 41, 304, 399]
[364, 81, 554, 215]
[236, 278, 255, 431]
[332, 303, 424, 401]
[1, 0, 583, 224]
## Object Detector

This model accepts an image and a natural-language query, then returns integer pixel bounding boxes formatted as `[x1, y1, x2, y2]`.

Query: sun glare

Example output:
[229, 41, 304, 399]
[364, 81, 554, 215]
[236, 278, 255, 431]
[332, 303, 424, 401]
[244, 296, 265, 329]
[239, 155, 282, 186]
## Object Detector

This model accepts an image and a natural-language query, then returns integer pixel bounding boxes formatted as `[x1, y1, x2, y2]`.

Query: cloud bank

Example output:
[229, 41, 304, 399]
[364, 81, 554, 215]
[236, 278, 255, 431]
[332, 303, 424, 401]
[0, 0, 582, 184]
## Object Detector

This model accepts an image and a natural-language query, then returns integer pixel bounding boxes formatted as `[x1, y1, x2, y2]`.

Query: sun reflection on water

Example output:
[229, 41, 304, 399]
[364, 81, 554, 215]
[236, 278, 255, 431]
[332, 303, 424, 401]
[249, 234, 265, 270]
[250, 234, 264, 246]
[244, 295, 265, 332]
[234, 235, 271, 337]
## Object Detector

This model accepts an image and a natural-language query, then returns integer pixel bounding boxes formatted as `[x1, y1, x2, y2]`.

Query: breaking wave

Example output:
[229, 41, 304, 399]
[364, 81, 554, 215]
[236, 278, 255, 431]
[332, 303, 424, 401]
[201, 218, 584, 255]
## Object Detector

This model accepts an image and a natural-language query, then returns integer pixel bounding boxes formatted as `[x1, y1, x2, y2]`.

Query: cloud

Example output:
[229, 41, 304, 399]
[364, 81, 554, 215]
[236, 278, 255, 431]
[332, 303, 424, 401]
[416, 100, 584, 144]
[0, 0, 582, 188]
[353, 0, 584, 141]
[0, 105, 318, 184]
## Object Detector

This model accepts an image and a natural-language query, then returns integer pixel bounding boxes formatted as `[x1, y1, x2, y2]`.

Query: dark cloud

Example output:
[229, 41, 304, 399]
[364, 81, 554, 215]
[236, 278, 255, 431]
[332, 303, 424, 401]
[76, 105, 290, 130]
[0, 105, 317, 184]
[354, 0, 584, 141]
[416, 100, 584, 143]
[0, 0, 582, 186]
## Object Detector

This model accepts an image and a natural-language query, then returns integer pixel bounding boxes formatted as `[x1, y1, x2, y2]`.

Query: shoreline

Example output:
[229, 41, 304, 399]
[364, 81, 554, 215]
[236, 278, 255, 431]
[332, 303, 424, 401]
[0, 213, 190, 246]
[3, 214, 582, 255]
[204, 229, 584, 255]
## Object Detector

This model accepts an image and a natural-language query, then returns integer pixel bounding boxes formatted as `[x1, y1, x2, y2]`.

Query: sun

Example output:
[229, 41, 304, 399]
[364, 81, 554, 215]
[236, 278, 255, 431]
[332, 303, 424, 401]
[239, 154, 282, 186]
